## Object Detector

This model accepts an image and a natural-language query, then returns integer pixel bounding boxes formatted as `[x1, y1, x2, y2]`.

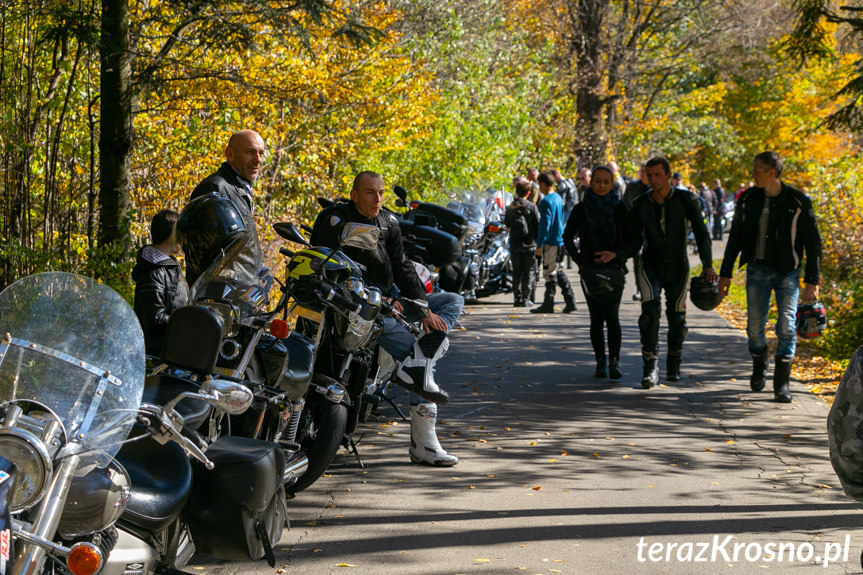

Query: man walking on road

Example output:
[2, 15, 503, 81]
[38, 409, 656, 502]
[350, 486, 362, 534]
[718, 151, 821, 403]
[629, 157, 716, 388]
[531, 171, 577, 314]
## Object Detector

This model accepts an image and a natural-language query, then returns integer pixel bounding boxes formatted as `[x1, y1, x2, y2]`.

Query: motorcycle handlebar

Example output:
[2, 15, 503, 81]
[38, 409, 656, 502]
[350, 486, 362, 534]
[138, 403, 215, 470]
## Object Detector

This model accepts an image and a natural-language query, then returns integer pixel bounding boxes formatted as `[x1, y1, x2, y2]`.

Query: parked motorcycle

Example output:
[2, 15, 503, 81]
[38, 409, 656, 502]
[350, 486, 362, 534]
[0, 272, 286, 575]
[276, 221, 405, 491]
[392, 186, 473, 295]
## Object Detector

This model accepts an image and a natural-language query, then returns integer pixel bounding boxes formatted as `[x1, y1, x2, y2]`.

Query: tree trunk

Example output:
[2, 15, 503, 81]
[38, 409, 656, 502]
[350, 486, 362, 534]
[570, 0, 608, 168]
[99, 0, 133, 251]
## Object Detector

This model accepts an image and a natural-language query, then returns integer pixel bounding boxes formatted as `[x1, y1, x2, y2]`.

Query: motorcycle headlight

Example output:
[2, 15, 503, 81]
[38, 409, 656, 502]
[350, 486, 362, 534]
[343, 311, 376, 351]
[346, 278, 365, 297]
[0, 428, 52, 512]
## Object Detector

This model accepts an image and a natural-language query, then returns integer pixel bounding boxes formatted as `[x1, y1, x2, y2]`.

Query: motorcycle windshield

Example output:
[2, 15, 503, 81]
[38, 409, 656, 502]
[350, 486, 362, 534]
[0, 273, 145, 474]
[189, 238, 262, 318]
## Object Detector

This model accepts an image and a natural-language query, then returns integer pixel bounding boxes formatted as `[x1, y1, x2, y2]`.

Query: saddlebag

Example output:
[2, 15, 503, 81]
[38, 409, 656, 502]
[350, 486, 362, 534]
[187, 436, 286, 566]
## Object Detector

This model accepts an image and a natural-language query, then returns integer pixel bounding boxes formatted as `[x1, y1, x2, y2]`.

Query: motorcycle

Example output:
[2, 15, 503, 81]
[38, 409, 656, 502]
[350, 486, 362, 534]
[392, 186, 473, 295]
[450, 189, 512, 299]
[0, 272, 286, 575]
[277, 221, 412, 490]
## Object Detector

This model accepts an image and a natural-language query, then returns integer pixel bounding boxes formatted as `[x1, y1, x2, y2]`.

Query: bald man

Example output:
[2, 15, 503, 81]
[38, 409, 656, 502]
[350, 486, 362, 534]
[186, 130, 266, 287]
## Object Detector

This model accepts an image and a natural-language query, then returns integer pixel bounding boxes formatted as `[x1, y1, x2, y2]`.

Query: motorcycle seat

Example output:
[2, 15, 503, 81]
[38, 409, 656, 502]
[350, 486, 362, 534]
[116, 425, 193, 533]
[143, 374, 211, 430]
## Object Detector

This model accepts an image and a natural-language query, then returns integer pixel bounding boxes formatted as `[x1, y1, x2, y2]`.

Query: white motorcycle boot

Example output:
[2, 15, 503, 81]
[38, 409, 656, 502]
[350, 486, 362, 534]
[394, 330, 450, 404]
[409, 402, 458, 466]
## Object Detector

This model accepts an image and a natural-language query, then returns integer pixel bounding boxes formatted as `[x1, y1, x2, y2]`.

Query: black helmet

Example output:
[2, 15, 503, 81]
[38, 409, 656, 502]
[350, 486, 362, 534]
[796, 301, 827, 339]
[690, 276, 722, 311]
[176, 193, 247, 285]
[580, 265, 625, 299]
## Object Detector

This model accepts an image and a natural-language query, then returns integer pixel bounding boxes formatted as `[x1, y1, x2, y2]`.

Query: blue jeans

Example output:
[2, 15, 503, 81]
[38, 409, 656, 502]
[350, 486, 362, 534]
[746, 264, 800, 359]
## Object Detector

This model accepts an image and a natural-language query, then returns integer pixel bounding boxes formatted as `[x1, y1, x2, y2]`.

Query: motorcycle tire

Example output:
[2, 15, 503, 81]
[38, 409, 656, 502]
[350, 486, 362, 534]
[286, 399, 347, 495]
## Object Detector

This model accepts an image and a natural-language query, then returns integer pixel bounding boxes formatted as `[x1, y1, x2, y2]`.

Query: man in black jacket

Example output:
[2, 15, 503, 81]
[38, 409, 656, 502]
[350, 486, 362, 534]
[132, 209, 189, 357]
[718, 151, 821, 403]
[629, 157, 717, 388]
[311, 171, 463, 466]
[187, 129, 266, 287]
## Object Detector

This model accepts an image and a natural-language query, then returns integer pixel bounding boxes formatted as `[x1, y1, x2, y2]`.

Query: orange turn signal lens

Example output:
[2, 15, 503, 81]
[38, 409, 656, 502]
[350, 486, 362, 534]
[269, 318, 290, 339]
[66, 543, 103, 575]
[488, 224, 501, 233]
[409, 201, 420, 209]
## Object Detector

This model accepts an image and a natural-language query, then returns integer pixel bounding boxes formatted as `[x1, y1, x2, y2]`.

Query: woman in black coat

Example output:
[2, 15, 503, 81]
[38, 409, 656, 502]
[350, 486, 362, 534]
[563, 166, 630, 378]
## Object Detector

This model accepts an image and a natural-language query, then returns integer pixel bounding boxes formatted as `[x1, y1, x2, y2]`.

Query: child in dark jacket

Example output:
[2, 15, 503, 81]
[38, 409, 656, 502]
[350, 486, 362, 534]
[132, 209, 189, 357]
[505, 178, 541, 307]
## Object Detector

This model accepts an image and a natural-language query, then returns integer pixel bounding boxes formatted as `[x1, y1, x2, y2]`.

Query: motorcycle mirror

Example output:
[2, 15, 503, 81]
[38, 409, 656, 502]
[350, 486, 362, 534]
[273, 222, 309, 245]
[395, 198, 407, 208]
[393, 185, 408, 202]
[198, 379, 254, 415]
[340, 222, 380, 251]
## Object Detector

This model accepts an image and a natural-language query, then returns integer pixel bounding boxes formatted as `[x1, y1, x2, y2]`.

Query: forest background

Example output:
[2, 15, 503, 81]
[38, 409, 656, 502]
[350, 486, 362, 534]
[2, 0, 863, 365]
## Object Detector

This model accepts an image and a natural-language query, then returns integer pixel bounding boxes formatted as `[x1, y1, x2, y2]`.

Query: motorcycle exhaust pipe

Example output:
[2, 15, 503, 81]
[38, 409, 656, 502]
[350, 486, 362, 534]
[284, 455, 308, 484]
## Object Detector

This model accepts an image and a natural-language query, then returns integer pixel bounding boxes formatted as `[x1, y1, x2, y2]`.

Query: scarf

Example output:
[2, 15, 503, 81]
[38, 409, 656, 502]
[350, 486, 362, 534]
[583, 186, 620, 250]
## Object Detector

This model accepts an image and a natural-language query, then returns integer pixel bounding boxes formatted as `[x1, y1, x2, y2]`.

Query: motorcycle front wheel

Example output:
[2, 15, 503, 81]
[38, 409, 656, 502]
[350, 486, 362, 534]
[286, 398, 347, 495]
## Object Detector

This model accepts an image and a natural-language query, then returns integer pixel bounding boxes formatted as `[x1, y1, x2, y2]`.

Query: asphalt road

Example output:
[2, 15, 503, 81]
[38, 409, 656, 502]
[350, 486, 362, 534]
[190, 266, 862, 575]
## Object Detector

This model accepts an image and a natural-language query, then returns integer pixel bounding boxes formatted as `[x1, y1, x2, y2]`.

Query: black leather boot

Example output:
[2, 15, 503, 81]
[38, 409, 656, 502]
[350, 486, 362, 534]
[609, 357, 623, 380]
[773, 356, 792, 403]
[749, 349, 769, 392]
[594, 356, 608, 378]
[530, 299, 555, 313]
[666, 352, 682, 382]
[641, 352, 659, 389]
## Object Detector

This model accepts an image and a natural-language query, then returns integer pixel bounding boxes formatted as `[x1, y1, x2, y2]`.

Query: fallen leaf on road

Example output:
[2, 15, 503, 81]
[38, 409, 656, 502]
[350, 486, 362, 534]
[784, 434, 792, 442]
[469, 485, 475, 489]
[704, 448, 714, 452]
[544, 432, 551, 436]
[725, 440, 735, 444]
[605, 436, 614, 440]
[305, 521, 317, 526]
[816, 483, 832, 489]
[335, 563, 358, 567]
[532, 486, 542, 491]
[333, 515, 343, 519]
[593, 452, 601, 458]
[527, 441, 537, 445]
[560, 451, 568, 456]
[621, 454, 630, 459]
[312, 548, 323, 553]
[474, 558, 491, 563]
[547, 459, 558, 463]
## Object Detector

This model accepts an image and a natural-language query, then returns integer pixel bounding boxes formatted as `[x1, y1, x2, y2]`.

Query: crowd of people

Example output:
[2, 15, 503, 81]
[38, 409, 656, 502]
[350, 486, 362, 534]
[133, 129, 823, 470]
[505, 152, 821, 403]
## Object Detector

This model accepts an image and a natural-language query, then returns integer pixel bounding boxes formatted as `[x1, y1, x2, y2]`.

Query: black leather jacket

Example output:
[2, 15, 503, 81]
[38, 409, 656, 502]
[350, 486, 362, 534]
[189, 162, 263, 288]
[504, 198, 540, 253]
[563, 201, 630, 269]
[628, 188, 713, 271]
[720, 184, 821, 284]
[310, 201, 426, 301]
[132, 246, 189, 356]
